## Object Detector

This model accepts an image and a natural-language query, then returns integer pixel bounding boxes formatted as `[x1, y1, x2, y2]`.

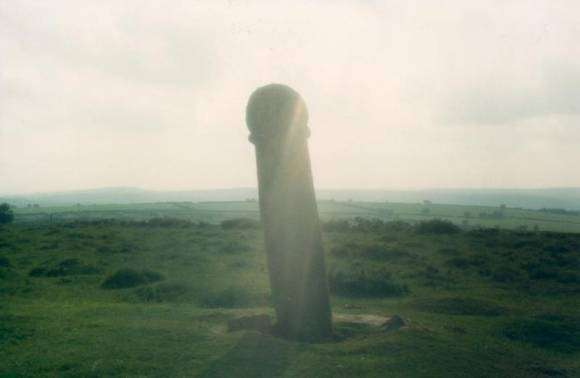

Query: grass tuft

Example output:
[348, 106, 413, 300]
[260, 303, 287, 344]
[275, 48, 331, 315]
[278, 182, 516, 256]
[101, 268, 164, 289]
[413, 297, 508, 316]
[328, 265, 408, 297]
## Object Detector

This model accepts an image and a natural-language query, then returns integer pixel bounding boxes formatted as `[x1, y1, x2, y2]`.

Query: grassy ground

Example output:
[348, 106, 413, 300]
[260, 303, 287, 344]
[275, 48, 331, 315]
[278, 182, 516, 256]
[1, 219, 579, 377]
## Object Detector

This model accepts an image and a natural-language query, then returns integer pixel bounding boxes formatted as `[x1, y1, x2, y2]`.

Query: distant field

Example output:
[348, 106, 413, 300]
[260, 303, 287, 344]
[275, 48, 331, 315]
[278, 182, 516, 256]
[13, 200, 580, 233]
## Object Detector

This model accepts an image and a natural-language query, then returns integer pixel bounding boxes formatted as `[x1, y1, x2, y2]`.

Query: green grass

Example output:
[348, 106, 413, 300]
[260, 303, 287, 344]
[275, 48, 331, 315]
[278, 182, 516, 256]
[1, 219, 579, 376]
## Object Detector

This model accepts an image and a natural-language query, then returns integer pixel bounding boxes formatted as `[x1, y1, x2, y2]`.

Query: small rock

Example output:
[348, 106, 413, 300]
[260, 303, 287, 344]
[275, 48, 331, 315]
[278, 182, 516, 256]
[381, 314, 406, 332]
[228, 314, 272, 333]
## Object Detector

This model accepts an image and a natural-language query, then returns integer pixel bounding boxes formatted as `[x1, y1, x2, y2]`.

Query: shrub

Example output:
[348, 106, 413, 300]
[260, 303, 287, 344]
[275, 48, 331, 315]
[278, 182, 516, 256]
[421, 265, 441, 280]
[96, 245, 114, 254]
[527, 265, 558, 281]
[331, 243, 413, 261]
[101, 268, 163, 289]
[437, 248, 460, 256]
[467, 228, 500, 238]
[323, 219, 352, 233]
[491, 266, 524, 283]
[0, 314, 33, 345]
[415, 265, 457, 288]
[445, 257, 472, 269]
[146, 217, 193, 228]
[330, 245, 351, 258]
[383, 221, 413, 233]
[218, 240, 251, 254]
[220, 218, 260, 230]
[413, 297, 507, 316]
[501, 318, 580, 352]
[0, 203, 14, 225]
[360, 245, 413, 261]
[29, 259, 100, 277]
[323, 219, 412, 233]
[133, 282, 190, 302]
[543, 243, 571, 254]
[556, 272, 580, 284]
[0, 256, 11, 268]
[415, 219, 460, 234]
[328, 266, 408, 297]
[350, 217, 387, 233]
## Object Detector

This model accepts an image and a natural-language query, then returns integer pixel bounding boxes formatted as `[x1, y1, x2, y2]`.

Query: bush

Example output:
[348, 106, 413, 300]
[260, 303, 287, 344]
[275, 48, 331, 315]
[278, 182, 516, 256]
[492, 266, 524, 283]
[0, 203, 14, 225]
[445, 257, 472, 269]
[28, 259, 100, 277]
[101, 268, 163, 289]
[383, 221, 413, 233]
[415, 219, 460, 234]
[360, 245, 412, 261]
[350, 217, 388, 233]
[323, 219, 412, 233]
[218, 240, 251, 254]
[323, 219, 351, 233]
[413, 297, 507, 316]
[556, 272, 580, 284]
[501, 318, 580, 352]
[330, 243, 413, 261]
[220, 218, 260, 230]
[527, 265, 558, 281]
[0, 314, 33, 345]
[146, 217, 194, 228]
[328, 266, 408, 297]
[0, 256, 12, 268]
[133, 282, 190, 302]
[437, 248, 460, 256]
[330, 245, 351, 258]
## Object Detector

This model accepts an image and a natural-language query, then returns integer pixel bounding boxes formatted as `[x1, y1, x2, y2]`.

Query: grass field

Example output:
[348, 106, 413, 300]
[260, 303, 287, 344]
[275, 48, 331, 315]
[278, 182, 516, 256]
[1, 217, 579, 377]
[12, 200, 580, 234]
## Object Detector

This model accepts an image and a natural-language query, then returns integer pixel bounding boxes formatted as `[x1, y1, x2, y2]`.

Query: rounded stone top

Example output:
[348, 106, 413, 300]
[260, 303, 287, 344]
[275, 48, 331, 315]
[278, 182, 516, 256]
[246, 84, 309, 143]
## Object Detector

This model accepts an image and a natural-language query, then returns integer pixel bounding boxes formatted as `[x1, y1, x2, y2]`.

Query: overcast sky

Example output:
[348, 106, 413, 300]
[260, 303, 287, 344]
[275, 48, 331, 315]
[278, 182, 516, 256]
[1, 0, 579, 194]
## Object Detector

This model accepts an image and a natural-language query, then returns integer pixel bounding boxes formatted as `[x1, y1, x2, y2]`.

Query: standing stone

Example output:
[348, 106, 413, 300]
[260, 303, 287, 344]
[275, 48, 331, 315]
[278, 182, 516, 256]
[246, 84, 333, 341]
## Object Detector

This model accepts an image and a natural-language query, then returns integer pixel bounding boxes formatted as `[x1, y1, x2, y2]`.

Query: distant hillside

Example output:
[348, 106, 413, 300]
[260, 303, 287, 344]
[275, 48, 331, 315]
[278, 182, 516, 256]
[318, 188, 580, 211]
[2, 187, 580, 210]
[0, 187, 257, 207]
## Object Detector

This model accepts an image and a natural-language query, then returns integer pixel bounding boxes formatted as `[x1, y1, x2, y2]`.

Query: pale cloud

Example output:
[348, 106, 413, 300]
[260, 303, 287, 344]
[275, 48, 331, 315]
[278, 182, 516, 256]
[1, 0, 580, 194]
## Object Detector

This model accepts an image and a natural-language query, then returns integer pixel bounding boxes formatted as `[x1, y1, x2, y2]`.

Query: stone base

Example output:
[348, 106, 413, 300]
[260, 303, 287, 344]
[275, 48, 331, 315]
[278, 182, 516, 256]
[334, 313, 406, 332]
[227, 313, 407, 336]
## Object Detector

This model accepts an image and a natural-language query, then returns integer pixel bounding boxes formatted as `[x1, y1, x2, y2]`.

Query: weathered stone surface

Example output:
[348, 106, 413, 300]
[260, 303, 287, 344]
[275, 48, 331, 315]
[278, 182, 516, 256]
[334, 313, 407, 332]
[246, 84, 332, 341]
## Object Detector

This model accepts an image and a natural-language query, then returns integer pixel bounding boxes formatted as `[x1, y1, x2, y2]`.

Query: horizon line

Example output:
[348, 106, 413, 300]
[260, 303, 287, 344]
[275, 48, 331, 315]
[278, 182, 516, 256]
[2, 185, 580, 197]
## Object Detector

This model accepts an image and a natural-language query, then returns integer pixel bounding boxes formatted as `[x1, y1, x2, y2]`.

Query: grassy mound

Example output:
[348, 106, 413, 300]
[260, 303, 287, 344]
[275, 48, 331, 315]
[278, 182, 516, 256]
[416, 219, 460, 234]
[0, 315, 32, 346]
[331, 243, 414, 261]
[133, 282, 191, 302]
[101, 268, 163, 289]
[0, 256, 12, 268]
[220, 218, 260, 230]
[328, 266, 408, 297]
[500, 317, 580, 353]
[28, 259, 100, 277]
